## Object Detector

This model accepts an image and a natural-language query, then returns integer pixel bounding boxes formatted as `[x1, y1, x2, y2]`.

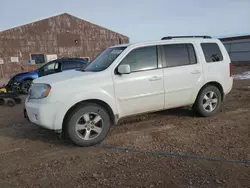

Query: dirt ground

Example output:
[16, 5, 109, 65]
[0, 66, 250, 188]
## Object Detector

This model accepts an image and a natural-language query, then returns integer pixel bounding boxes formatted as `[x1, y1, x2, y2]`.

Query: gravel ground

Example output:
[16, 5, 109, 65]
[0, 66, 249, 188]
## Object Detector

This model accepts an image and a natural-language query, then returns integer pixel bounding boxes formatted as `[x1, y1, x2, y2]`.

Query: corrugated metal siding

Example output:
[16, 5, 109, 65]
[0, 13, 129, 77]
[222, 39, 250, 62]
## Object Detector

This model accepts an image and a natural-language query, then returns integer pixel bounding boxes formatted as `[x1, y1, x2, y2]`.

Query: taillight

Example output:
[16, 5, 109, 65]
[229, 63, 232, 77]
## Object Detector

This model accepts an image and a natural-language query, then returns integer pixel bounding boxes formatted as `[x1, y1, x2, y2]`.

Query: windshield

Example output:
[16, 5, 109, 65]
[83, 47, 126, 72]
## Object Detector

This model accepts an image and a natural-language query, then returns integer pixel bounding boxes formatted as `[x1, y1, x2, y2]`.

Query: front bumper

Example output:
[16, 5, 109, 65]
[24, 99, 61, 130]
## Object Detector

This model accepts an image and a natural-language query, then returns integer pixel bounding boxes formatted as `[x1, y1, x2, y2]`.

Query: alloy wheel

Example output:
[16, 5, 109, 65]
[75, 112, 103, 140]
[202, 91, 218, 112]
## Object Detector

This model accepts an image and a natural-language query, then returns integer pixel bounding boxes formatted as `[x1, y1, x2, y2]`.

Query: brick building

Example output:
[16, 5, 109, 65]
[0, 13, 129, 77]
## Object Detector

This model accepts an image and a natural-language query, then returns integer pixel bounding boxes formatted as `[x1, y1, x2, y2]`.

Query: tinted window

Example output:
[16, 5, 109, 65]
[187, 44, 197, 64]
[120, 46, 158, 72]
[63, 61, 82, 69]
[201, 43, 223, 62]
[38, 61, 61, 76]
[163, 44, 197, 67]
[43, 61, 60, 72]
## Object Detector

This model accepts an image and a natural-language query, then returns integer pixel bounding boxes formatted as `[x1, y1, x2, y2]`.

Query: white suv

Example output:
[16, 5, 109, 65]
[24, 36, 233, 146]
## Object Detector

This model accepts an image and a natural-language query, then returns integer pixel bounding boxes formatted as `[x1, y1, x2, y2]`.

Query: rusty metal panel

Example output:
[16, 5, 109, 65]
[0, 13, 129, 77]
[57, 33, 81, 47]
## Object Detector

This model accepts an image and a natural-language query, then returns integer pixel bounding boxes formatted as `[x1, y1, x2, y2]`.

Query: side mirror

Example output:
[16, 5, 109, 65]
[118, 64, 131, 74]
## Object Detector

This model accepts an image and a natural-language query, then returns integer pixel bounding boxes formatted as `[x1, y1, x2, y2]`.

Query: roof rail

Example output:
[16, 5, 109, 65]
[161, 36, 212, 40]
[60, 57, 84, 59]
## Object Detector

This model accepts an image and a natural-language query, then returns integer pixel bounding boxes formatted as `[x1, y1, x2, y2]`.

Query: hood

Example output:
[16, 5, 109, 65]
[33, 70, 97, 85]
[10, 72, 29, 79]
[11, 70, 36, 79]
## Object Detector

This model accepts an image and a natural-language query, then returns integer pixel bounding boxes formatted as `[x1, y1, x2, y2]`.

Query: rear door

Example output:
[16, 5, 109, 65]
[160, 43, 205, 109]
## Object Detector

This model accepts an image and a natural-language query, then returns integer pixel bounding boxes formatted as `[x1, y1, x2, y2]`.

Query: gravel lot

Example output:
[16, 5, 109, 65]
[0, 66, 250, 188]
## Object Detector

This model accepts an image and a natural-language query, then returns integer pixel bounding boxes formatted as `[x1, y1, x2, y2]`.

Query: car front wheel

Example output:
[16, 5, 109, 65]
[65, 103, 111, 147]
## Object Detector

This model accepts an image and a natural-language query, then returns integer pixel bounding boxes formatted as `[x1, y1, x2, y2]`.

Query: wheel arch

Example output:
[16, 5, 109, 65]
[20, 78, 33, 93]
[196, 81, 225, 103]
[62, 99, 116, 133]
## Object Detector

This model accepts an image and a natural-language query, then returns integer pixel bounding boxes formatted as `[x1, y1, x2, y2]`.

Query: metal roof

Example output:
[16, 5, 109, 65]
[220, 35, 250, 41]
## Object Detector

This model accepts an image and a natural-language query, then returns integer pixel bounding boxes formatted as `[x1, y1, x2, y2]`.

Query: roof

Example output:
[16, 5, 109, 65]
[59, 57, 89, 61]
[110, 37, 220, 48]
[219, 35, 250, 42]
[0, 13, 128, 38]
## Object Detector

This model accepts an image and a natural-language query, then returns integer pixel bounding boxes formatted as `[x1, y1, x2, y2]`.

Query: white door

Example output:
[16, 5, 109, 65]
[113, 46, 165, 117]
[161, 43, 205, 109]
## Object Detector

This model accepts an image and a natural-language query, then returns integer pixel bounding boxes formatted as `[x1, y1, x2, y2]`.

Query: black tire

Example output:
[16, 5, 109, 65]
[193, 85, 222, 117]
[6, 99, 16, 107]
[65, 103, 111, 147]
[0, 99, 4, 105]
[21, 80, 32, 94]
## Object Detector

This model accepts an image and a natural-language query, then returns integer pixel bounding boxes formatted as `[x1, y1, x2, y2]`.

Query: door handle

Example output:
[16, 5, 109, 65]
[149, 76, 162, 81]
[191, 70, 201, 74]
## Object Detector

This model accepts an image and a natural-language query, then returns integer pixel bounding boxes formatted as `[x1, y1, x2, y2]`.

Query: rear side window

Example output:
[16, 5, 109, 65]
[63, 61, 82, 69]
[162, 44, 197, 68]
[201, 43, 223, 63]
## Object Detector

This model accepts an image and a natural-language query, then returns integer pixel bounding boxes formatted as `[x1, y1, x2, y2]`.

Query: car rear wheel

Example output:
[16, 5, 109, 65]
[21, 80, 32, 94]
[65, 103, 111, 147]
[6, 99, 16, 107]
[193, 85, 222, 117]
[0, 99, 4, 105]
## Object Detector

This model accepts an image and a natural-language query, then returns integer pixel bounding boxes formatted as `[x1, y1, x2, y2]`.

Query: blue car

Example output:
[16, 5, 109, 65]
[7, 58, 88, 94]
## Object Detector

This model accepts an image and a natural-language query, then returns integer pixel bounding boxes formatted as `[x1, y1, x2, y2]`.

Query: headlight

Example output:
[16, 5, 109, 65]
[29, 83, 51, 99]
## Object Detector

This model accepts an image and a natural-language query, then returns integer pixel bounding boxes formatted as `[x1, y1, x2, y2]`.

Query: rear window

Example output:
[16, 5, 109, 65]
[162, 44, 197, 68]
[63, 61, 82, 69]
[201, 43, 223, 63]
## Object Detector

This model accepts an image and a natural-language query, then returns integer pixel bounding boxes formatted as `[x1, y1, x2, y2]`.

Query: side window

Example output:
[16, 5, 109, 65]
[120, 46, 158, 72]
[187, 44, 197, 64]
[63, 61, 81, 69]
[43, 62, 57, 72]
[40, 61, 61, 76]
[201, 43, 223, 63]
[162, 44, 197, 68]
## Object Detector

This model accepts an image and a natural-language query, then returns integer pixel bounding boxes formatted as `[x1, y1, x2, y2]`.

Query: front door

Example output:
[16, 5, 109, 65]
[113, 45, 165, 117]
[161, 43, 205, 108]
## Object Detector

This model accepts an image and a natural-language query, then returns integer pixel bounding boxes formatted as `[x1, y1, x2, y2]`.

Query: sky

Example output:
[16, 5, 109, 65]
[0, 0, 249, 42]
